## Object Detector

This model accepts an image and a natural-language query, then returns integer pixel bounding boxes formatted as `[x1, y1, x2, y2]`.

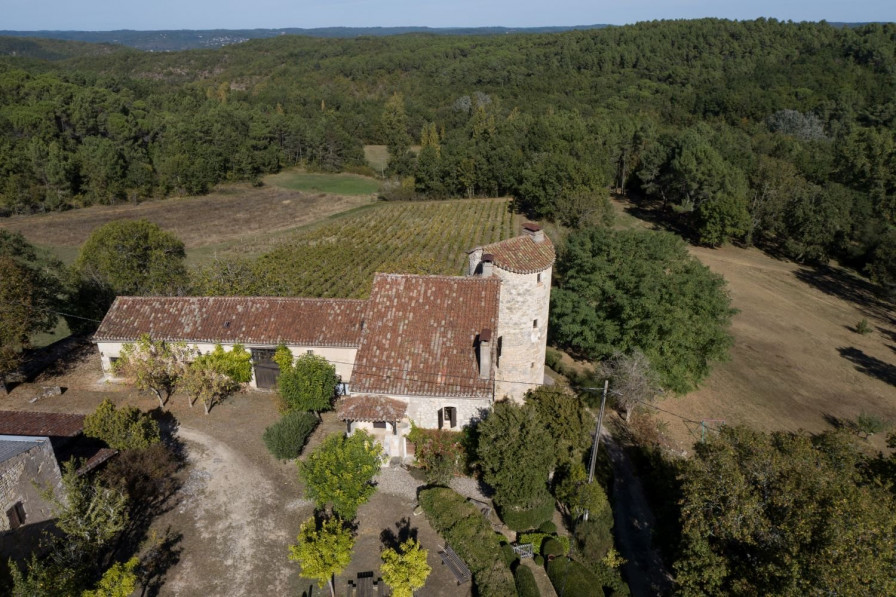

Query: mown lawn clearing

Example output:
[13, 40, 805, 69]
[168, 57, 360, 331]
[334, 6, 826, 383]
[265, 170, 380, 195]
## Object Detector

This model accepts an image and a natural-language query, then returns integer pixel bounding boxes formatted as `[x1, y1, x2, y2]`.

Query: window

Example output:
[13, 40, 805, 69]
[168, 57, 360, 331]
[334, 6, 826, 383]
[439, 407, 457, 429]
[533, 319, 538, 328]
[537, 273, 542, 284]
[307, 349, 314, 355]
[373, 421, 387, 429]
[6, 502, 25, 530]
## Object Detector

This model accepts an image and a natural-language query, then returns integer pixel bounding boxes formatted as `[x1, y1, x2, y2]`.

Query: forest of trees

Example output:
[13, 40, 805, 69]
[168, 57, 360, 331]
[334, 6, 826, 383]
[1, 19, 895, 285]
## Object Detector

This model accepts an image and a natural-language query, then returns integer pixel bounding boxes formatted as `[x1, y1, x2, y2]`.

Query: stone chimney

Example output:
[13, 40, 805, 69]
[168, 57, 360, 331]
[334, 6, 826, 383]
[522, 222, 544, 243]
[479, 328, 492, 380]
[481, 254, 494, 277]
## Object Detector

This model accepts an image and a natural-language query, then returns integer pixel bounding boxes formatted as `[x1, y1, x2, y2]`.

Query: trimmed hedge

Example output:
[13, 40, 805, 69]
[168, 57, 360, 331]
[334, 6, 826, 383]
[547, 557, 601, 597]
[514, 564, 541, 597]
[518, 533, 571, 557]
[262, 410, 319, 460]
[547, 557, 630, 597]
[538, 521, 557, 534]
[419, 487, 516, 597]
[496, 493, 556, 531]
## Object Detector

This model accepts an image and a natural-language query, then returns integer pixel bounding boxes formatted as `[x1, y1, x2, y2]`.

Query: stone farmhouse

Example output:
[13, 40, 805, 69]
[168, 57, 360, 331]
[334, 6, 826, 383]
[0, 410, 116, 561]
[93, 224, 554, 458]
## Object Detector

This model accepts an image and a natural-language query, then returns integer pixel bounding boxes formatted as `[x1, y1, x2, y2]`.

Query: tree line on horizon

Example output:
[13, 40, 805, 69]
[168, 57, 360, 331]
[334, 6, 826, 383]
[0, 18, 894, 286]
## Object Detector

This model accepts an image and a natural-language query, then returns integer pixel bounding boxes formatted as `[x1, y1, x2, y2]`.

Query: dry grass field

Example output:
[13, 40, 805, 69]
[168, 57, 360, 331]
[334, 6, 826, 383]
[0, 179, 372, 264]
[608, 198, 896, 452]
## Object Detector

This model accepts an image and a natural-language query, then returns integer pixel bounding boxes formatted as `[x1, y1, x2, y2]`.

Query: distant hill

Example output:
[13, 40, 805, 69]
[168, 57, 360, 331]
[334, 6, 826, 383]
[0, 26, 610, 52]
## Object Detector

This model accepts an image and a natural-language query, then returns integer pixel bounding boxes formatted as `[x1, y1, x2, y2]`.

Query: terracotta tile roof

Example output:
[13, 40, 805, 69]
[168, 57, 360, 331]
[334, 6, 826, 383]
[479, 234, 555, 274]
[93, 296, 366, 347]
[0, 411, 84, 438]
[350, 274, 499, 398]
[337, 395, 408, 422]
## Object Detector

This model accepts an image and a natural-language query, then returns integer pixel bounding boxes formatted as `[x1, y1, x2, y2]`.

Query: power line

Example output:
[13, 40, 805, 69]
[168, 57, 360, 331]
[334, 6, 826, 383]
[0, 300, 104, 324]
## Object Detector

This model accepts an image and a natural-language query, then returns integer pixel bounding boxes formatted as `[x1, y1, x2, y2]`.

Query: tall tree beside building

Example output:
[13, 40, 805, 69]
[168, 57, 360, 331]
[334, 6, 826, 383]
[75, 219, 188, 300]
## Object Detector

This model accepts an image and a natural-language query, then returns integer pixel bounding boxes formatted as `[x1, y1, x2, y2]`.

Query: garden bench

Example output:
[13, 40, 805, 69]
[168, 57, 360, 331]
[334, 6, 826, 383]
[438, 544, 472, 585]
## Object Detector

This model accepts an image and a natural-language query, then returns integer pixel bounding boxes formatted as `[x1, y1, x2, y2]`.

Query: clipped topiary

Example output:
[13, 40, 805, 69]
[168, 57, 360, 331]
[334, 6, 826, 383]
[542, 537, 566, 558]
[500, 543, 518, 567]
[514, 564, 541, 597]
[262, 410, 319, 460]
[533, 554, 545, 567]
[538, 520, 557, 534]
[497, 492, 556, 531]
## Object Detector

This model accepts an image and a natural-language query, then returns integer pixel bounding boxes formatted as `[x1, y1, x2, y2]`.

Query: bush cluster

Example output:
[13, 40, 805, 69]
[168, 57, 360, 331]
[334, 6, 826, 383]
[83, 399, 160, 451]
[496, 492, 556, 532]
[518, 533, 571, 558]
[514, 564, 541, 597]
[547, 556, 630, 597]
[262, 410, 319, 460]
[418, 487, 515, 597]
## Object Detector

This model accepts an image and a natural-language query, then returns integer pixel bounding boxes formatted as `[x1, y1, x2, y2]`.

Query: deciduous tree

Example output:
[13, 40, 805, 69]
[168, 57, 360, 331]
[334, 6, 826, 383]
[83, 398, 160, 450]
[114, 334, 188, 408]
[181, 346, 249, 414]
[599, 349, 662, 422]
[275, 346, 339, 417]
[550, 229, 735, 393]
[676, 426, 896, 596]
[75, 219, 188, 298]
[300, 431, 383, 520]
[380, 538, 431, 597]
[288, 516, 354, 597]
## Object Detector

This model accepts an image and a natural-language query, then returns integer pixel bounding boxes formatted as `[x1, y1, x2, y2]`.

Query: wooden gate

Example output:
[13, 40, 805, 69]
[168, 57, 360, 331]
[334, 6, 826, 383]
[251, 348, 280, 389]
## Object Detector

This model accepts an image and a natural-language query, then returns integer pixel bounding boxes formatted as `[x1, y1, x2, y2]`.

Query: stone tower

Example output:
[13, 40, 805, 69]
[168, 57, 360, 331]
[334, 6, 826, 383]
[468, 223, 555, 402]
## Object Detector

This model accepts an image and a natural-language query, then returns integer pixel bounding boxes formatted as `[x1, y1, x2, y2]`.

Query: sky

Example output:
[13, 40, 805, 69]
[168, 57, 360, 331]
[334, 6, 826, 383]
[1, 0, 894, 31]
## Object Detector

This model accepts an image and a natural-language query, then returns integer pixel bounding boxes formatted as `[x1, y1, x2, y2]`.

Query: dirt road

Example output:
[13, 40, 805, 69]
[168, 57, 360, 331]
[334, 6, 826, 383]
[604, 431, 673, 597]
[164, 425, 307, 596]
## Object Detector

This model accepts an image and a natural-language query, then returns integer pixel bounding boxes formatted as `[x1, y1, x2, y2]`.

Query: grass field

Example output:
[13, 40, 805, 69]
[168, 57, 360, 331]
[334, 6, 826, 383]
[603, 198, 896, 453]
[216, 197, 519, 298]
[264, 170, 380, 195]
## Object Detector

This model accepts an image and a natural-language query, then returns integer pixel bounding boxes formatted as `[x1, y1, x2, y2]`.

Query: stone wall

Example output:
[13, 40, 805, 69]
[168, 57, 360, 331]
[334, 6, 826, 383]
[0, 437, 62, 533]
[493, 265, 552, 402]
[405, 395, 493, 429]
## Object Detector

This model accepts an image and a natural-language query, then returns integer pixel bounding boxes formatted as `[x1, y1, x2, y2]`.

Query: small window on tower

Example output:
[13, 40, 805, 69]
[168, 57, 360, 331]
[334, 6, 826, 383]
[537, 273, 542, 284]
[6, 502, 25, 529]
[533, 319, 538, 328]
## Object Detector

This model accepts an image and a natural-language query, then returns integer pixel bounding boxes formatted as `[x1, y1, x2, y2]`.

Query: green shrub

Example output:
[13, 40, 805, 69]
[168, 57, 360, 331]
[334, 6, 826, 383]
[406, 424, 464, 485]
[518, 533, 571, 557]
[83, 399, 160, 451]
[538, 521, 557, 534]
[548, 557, 630, 597]
[534, 555, 545, 567]
[514, 564, 541, 597]
[542, 537, 566, 558]
[856, 318, 872, 335]
[262, 410, 319, 460]
[497, 493, 556, 531]
[547, 557, 601, 597]
[573, 518, 614, 562]
[500, 543, 518, 567]
[419, 487, 516, 597]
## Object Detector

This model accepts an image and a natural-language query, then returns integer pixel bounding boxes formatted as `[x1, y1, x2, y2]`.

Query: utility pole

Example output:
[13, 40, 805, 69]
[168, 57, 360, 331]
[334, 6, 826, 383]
[584, 380, 608, 522]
